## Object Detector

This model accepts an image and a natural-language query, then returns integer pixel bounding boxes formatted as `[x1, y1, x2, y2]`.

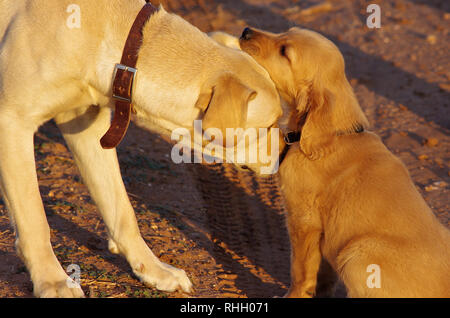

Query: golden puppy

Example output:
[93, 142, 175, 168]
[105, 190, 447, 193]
[240, 27, 450, 298]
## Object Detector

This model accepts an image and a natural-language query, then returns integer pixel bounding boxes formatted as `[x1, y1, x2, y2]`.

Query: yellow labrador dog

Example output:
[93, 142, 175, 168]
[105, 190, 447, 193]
[212, 27, 450, 297]
[0, 0, 282, 297]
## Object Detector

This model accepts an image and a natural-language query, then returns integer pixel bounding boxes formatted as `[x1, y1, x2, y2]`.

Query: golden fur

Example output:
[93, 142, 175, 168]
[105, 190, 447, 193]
[239, 27, 450, 298]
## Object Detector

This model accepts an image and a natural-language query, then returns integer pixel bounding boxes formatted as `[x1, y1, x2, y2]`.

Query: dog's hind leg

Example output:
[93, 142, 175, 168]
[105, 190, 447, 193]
[0, 114, 85, 298]
[54, 105, 192, 294]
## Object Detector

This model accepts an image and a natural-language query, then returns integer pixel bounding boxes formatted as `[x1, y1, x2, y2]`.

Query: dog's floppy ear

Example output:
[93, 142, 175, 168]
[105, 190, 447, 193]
[196, 73, 257, 135]
[296, 80, 334, 160]
[297, 77, 368, 160]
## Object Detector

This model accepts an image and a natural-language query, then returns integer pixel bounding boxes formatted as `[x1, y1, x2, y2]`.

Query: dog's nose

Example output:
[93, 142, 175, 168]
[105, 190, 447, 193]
[241, 27, 254, 40]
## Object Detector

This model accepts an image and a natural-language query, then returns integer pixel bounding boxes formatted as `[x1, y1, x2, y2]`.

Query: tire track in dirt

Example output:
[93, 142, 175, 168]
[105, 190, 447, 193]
[192, 163, 290, 298]
[150, 1, 292, 297]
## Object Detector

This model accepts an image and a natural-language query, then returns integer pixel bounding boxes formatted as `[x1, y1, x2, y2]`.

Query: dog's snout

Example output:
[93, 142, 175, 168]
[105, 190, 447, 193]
[241, 27, 254, 40]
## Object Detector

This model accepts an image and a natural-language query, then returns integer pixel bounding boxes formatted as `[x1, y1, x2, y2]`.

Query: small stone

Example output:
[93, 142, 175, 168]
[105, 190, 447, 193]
[425, 185, 438, 192]
[418, 154, 428, 161]
[426, 35, 437, 45]
[424, 138, 439, 147]
[435, 158, 443, 166]
[433, 181, 448, 188]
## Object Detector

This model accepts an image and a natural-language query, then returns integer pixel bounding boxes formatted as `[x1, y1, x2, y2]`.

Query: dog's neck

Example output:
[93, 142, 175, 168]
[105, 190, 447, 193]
[287, 110, 365, 140]
[100, 2, 159, 149]
[278, 109, 365, 165]
[90, 1, 157, 97]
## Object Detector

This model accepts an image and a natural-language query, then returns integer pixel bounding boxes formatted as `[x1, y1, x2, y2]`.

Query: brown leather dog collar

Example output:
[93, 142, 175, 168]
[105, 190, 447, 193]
[100, 1, 158, 149]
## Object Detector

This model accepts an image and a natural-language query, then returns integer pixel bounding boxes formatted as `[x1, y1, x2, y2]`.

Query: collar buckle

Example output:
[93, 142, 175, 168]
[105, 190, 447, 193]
[284, 131, 301, 145]
[112, 64, 138, 103]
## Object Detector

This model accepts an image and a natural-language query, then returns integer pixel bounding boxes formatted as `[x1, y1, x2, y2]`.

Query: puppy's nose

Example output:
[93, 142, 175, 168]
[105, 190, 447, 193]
[241, 27, 254, 40]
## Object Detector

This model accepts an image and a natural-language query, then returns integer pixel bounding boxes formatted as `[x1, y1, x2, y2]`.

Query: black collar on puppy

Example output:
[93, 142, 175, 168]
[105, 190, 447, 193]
[278, 130, 301, 166]
[284, 131, 301, 145]
[277, 124, 365, 166]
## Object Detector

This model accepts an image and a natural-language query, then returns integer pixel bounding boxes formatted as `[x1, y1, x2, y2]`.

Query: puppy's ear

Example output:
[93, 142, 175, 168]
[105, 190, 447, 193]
[297, 80, 335, 160]
[196, 74, 257, 135]
[297, 77, 368, 160]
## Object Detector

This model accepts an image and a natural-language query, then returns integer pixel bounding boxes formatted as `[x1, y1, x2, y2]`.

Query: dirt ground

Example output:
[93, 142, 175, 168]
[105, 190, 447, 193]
[0, 0, 448, 298]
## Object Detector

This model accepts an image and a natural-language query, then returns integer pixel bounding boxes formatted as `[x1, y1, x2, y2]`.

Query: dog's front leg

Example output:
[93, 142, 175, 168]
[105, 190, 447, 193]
[0, 117, 85, 298]
[284, 208, 323, 298]
[54, 105, 192, 294]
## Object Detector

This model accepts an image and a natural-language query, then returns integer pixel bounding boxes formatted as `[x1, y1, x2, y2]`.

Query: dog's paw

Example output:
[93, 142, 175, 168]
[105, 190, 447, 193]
[283, 289, 314, 298]
[111, 237, 193, 294]
[133, 261, 193, 294]
[34, 277, 85, 298]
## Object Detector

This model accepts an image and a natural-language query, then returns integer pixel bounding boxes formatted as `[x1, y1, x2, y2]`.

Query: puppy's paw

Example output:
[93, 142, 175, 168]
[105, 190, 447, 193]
[284, 288, 315, 298]
[133, 261, 193, 294]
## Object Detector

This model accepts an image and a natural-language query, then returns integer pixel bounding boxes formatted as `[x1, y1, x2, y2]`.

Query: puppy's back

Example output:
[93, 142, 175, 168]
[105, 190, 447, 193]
[328, 133, 450, 297]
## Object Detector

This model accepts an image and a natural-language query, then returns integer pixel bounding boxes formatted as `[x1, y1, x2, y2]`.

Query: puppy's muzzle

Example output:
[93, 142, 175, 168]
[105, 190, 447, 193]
[241, 27, 254, 41]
